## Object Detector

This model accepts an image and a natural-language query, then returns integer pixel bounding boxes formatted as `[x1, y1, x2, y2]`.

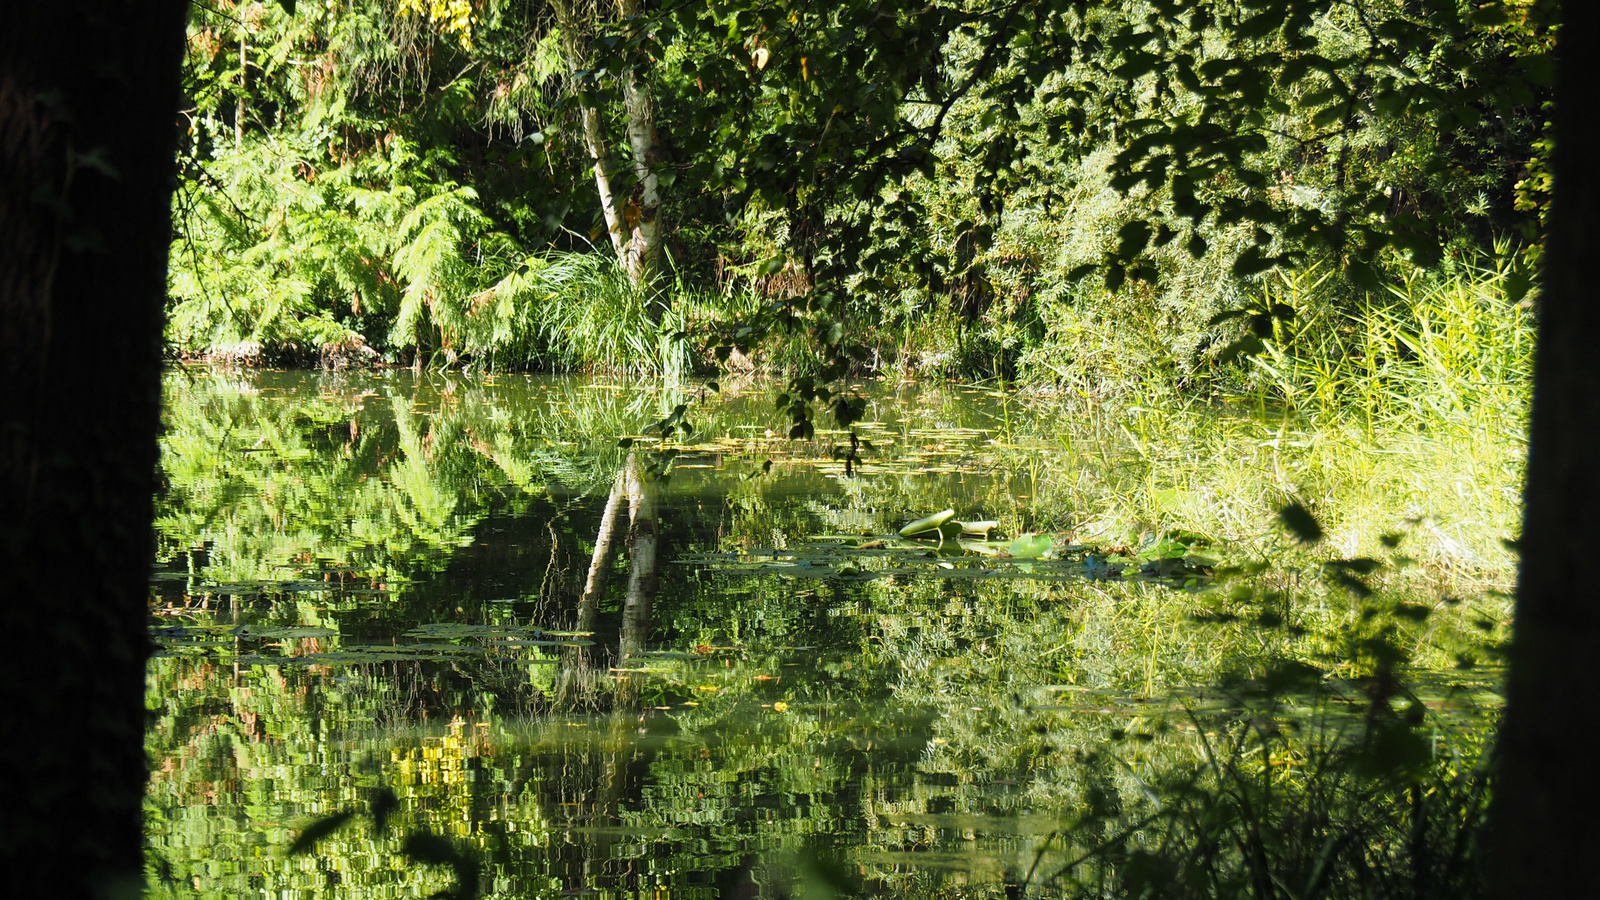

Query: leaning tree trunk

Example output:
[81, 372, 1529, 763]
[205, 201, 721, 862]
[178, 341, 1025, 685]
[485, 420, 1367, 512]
[1489, 2, 1600, 896]
[0, 3, 188, 897]
[554, 0, 664, 290]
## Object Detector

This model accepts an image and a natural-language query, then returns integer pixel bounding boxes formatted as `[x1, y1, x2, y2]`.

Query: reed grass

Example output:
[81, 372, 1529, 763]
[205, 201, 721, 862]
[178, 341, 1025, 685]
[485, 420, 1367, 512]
[1243, 258, 1532, 432]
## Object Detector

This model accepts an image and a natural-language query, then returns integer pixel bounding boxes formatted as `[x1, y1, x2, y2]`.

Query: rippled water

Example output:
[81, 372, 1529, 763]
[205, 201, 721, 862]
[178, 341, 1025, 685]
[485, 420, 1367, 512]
[145, 369, 1500, 899]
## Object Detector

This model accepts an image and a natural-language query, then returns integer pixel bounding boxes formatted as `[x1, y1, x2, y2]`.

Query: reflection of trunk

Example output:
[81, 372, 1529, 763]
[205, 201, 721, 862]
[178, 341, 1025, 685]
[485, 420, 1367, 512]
[575, 453, 661, 660]
[576, 467, 630, 633]
[619, 458, 658, 658]
[540, 711, 656, 893]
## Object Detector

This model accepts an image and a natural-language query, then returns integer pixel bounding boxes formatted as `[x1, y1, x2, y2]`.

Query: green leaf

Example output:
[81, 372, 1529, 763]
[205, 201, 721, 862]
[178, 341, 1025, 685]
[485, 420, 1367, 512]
[1008, 533, 1052, 559]
[900, 509, 956, 537]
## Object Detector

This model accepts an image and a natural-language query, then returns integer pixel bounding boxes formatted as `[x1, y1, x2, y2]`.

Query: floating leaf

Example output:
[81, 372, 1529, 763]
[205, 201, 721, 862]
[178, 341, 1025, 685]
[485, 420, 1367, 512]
[1009, 533, 1052, 559]
[899, 509, 956, 537]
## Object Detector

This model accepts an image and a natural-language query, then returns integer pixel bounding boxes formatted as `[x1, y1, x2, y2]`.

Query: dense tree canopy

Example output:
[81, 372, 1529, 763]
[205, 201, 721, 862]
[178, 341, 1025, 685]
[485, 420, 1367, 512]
[172, 1, 1551, 404]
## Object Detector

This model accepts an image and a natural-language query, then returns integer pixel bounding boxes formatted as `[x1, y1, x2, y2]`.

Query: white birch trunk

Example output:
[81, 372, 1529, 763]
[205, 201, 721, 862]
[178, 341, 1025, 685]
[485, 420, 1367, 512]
[578, 104, 628, 261]
[555, 0, 628, 261]
[617, 0, 664, 289]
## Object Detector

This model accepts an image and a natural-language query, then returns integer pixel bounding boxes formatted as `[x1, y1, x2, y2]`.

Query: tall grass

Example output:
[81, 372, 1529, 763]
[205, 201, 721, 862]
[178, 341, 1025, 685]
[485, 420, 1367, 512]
[467, 251, 691, 377]
[1243, 259, 1533, 432]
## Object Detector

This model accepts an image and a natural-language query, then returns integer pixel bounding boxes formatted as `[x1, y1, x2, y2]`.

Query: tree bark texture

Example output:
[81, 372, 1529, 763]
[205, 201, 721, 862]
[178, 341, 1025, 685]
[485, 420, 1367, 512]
[617, 0, 664, 289]
[554, 0, 663, 289]
[0, 2, 188, 897]
[555, 0, 629, 262]
[1490, 2, 1600, 895]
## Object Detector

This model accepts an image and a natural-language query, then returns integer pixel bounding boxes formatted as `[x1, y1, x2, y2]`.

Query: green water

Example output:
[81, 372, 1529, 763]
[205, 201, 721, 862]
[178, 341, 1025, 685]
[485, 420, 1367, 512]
[146, 369, 1500, 900]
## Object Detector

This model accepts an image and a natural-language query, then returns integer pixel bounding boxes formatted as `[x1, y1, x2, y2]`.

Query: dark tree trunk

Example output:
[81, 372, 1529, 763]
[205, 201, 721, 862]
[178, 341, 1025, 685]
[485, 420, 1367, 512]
[0, 3, 188, 897]
[1490, 2, 1600, 895]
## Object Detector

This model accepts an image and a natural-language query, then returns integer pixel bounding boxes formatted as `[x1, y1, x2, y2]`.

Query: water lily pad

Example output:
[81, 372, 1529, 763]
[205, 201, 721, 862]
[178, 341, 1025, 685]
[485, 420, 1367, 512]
[1009, 534, 1053, 559]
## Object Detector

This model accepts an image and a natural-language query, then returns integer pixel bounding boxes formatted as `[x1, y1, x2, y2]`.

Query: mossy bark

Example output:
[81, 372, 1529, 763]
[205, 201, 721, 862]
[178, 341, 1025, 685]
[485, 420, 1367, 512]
[0, 2, 187, 896]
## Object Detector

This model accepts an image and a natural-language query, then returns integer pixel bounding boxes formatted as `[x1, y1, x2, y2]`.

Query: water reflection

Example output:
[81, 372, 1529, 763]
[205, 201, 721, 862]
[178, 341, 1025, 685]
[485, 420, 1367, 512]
[147, 369, 1501, 899]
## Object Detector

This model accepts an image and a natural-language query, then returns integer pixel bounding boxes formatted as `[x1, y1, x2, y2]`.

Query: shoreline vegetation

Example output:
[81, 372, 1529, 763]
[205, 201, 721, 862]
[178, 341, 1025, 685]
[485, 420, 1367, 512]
[170, 251, 1530, 604]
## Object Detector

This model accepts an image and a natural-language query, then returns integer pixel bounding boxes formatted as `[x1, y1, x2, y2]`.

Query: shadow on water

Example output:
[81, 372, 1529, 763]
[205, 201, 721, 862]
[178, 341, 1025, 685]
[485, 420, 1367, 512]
[145, 368, 1503, 899]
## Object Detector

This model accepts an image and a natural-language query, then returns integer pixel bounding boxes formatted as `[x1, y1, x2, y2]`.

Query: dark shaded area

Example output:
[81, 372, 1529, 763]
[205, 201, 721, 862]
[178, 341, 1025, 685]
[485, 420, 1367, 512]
[0, 3, 188, 897]
[1490, 2, 1600, 894]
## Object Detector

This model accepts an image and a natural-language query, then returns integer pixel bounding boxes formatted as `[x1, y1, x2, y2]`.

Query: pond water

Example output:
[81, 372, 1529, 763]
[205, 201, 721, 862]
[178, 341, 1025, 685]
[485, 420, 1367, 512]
[146, 369, 1503, 900]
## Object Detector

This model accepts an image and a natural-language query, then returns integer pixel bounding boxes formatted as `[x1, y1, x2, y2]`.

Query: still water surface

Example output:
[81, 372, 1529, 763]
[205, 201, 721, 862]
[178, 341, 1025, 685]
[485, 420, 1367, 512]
[146, 369, 1496, 899]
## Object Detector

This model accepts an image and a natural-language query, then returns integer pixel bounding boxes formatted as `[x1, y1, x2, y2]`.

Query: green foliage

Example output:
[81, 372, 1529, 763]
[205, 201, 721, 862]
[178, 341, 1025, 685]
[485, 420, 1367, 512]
[148, 369, 1513, 899]
[1049, 715, 1493, 900]
[472, 251, 692, 374]
[168, 0, 1551, 427]
[287, 790, 479, 899]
